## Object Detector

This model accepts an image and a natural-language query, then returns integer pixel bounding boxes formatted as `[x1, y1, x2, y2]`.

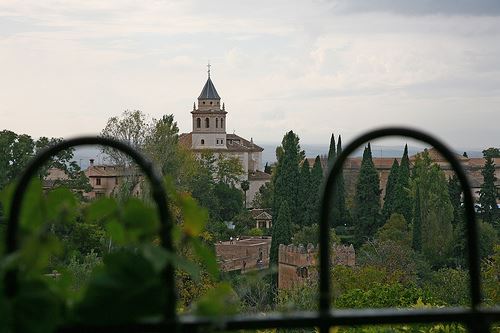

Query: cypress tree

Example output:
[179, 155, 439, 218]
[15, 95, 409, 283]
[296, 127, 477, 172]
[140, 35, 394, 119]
[309, 155, 324, 225]
[353, 143, 381, 246]
[270, 200, 292, 291]
[272, 131, 301, 227]
[298, 158, 312, 227]
[264, 162, 272, 174]
[327, 133, 336, 167]
[449, 174, 466, 266]
[448, 174, 462, 226]
[412, 186, 422, 252]
[393, 144, 412, 224]
[382, 159, 399, 222]
[478, 154, 499, 227]
[331, 135, 348, 227]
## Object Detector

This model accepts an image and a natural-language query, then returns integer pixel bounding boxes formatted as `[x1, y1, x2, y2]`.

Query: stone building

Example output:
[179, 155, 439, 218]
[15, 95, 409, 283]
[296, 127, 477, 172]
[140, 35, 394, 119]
[307, 147, 500, 203]
[278, 243, 355, 290]
[215, 237, 272, 273]
[83, 159, 142, 200]
[250, 208, 272, 229]
[179, 68, 271, 206]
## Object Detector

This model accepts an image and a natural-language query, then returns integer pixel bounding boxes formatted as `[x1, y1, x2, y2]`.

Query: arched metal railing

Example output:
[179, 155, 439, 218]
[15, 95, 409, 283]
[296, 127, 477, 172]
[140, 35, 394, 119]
[2, 128, 500, 332]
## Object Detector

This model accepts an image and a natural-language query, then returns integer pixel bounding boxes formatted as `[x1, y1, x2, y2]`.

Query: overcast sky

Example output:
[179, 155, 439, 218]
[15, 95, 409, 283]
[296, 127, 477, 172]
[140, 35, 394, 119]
[1, 0, 499, 150]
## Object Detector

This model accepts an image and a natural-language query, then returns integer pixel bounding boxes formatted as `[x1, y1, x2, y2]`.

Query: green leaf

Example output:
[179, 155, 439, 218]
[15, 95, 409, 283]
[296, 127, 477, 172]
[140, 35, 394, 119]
[193, 282, 239, 317]
[74, 250, 165, 325]
[165, 252, 201, 282]
[46, 188, 77, 224]
[19, 233, 62, 275]
[12, 278, 65, 333]
[85, 197, 118, 224]
[19, 180, 44, 232]
[181, 194, 208, 237]
[191, 238, 219, 279]
[122, 199, 159, 242]
[105, 219, 125, 245]
[141, 244, 169, 273]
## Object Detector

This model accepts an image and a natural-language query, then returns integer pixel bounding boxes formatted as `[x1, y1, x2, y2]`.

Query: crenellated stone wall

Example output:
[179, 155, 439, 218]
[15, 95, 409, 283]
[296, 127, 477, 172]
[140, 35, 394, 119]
[278, 243, 355, 290]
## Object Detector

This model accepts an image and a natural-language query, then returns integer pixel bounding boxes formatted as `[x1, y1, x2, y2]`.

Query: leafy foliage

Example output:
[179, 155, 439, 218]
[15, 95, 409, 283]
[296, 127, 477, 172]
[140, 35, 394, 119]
[411, 151, 454, 267]
[0, 175, 237, 331]
[478, 154, 499, 228]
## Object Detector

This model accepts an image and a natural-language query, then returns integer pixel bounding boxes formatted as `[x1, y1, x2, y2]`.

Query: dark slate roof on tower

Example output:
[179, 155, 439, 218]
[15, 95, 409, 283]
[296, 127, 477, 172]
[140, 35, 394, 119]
[198, 77, 221, 99]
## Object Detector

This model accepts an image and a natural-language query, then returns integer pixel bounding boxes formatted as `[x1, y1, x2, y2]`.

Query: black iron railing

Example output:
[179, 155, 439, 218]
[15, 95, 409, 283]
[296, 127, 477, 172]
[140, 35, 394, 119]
[3, 128, 500, 332]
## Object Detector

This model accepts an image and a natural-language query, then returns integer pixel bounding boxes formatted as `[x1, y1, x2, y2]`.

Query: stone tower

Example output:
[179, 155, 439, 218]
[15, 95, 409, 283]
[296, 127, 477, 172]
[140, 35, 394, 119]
[191, 67, 227, 149]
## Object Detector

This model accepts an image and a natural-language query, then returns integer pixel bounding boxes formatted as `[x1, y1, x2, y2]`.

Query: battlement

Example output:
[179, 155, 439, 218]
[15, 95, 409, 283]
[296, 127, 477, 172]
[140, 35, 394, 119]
[278, 243, 355, 290]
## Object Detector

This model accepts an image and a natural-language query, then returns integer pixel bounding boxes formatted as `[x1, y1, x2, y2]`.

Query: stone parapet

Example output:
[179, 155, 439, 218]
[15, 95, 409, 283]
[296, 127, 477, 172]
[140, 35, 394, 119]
[278, 243, 355, 290]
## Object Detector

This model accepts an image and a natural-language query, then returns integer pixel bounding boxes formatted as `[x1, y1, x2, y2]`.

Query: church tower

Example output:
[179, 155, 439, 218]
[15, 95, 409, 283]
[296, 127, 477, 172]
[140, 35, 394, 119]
[191, 64, 227, 149]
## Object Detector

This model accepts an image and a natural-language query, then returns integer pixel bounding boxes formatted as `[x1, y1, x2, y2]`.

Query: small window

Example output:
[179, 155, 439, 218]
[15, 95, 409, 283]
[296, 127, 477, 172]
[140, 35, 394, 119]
[205, 118, 209, 128]
[221, 139, 223, 144]
[216, 139, 219, 144]
[203, 101, 205, 104]
[96, 178, 101, 186]
[196, 118, 201, 128]
[210, 101, 213, 105]
[201, 139, 205, 145]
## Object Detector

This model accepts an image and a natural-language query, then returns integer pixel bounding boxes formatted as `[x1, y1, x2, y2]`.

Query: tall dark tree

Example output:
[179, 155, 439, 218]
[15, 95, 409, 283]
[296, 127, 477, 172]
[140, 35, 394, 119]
[353, 143, 381, 246]
[270, 200, 292, 292]
[330, 135, 348, 227]
[273, 131, 302, 229]
[382, 159, 400, 223]
[448, 174, 463, 226]
[478, 154, 499, 228]
[298, 159, 312, 226]
[412, 186, 422, 252]
[264, 162, 272, 174]
[393, 144, 412, 224]
[327, 134, 336, 167]
[309, 156, 324, 225]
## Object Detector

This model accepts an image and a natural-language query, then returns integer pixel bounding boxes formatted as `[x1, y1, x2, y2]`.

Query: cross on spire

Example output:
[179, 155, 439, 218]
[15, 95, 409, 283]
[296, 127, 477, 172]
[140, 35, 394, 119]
[207, 61, 211, 78]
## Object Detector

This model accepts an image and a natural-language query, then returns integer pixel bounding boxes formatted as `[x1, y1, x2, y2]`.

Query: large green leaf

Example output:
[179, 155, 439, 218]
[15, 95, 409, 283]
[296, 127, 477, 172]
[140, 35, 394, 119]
[73, 250, 165, 325]
[46, 188, 77, 224]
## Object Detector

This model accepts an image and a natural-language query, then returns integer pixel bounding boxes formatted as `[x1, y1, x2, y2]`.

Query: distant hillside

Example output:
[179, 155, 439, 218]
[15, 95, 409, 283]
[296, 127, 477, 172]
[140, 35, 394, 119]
[260, 143, 484, 165]
[72, 143, 484, 169]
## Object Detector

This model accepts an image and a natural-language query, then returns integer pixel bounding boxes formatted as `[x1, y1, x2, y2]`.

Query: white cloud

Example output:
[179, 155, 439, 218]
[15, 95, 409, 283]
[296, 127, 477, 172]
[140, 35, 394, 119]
[0, 0, 499, 150]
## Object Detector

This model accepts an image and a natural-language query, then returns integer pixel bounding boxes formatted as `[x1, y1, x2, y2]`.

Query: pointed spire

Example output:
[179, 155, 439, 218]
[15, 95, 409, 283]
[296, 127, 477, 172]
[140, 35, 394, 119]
[193, 102, 196, 110]
[207, 60, 211, 78]
[222, 102, 225, 111]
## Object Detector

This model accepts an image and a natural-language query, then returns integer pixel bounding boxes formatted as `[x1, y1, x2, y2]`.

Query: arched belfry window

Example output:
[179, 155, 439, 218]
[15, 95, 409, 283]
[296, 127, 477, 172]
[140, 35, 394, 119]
[205, 118, 209, 128]
[221, 118, 224, 129]
[196, 118, 201, 128]
[216, 118, 219, 128]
